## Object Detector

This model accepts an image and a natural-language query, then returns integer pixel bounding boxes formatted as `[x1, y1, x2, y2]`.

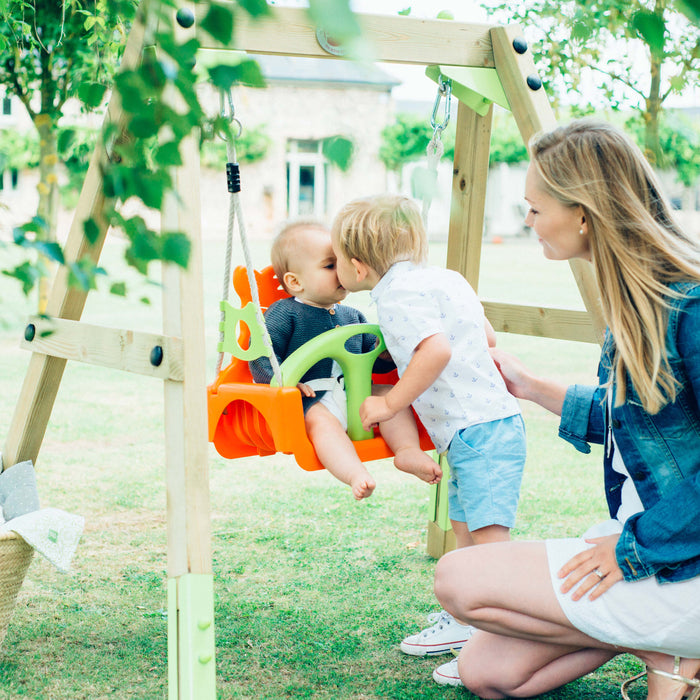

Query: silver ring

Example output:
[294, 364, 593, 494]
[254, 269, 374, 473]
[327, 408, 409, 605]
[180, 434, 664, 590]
[593, 568, 604, 579]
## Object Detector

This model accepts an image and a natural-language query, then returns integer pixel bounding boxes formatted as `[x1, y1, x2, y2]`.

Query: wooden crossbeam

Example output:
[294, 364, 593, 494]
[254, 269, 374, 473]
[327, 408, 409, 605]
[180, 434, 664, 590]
[483, 302, 599, 344]
[203, 4, 498, 67]
[19, 317, 184, 381]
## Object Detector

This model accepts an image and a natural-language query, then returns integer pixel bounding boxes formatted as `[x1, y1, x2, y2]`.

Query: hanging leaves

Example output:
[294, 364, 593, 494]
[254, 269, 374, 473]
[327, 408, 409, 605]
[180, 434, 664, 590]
[322, 136, 355, 172]
[207, 60, 266, 90]
[200, 3, 235, 45]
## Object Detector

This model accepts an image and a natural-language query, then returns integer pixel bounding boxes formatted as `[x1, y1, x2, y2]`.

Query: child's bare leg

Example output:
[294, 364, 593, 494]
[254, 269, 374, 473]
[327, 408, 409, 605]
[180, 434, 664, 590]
[373, 384, 442, 484]
[305, 403, 375, 500]
[451, 521, 510, 547]
[450, 520, 475, 549]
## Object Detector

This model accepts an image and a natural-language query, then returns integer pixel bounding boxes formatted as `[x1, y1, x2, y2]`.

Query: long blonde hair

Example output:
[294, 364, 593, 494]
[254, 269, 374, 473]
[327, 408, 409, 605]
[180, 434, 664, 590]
[530, 119, 700, 413]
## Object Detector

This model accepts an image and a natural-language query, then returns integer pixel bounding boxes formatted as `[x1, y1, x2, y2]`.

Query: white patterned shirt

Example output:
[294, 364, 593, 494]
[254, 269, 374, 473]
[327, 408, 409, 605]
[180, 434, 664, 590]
[371, 261, 521, 453]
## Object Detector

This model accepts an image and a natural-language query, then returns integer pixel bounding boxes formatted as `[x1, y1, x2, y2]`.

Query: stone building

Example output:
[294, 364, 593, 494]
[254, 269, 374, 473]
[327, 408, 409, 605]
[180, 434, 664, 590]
[200, 53, 400, 239]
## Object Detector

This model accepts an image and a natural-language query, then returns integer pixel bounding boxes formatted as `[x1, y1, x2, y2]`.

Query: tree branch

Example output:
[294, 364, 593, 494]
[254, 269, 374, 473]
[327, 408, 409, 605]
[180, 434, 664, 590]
[588, 64, 647, 99]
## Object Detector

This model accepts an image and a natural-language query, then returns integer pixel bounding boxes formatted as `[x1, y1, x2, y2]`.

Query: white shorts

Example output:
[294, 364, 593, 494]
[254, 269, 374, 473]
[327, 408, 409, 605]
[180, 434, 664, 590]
[546, 520, 700, 658]
[305, 377, 347, 431]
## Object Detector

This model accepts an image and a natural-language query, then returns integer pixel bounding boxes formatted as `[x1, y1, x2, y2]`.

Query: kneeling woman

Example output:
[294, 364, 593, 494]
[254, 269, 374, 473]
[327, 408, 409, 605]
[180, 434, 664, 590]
[433, 120, 700, 700]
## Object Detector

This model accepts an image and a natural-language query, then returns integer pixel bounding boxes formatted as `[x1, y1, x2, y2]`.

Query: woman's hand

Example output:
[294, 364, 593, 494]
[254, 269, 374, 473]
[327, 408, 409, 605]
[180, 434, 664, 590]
[490, 348, 568, 416]
[558, 534, 624, 601]
[489, 348, 534, 400]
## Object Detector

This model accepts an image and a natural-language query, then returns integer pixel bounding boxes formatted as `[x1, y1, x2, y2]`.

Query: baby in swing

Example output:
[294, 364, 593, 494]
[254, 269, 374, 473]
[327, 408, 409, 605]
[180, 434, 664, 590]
[249, 219, 442, 500]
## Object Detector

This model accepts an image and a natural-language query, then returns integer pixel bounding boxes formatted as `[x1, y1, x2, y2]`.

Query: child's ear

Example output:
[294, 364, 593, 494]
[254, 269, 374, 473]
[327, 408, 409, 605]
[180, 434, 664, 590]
[351, 258, 371, 282]
[283, 271, 303, 293]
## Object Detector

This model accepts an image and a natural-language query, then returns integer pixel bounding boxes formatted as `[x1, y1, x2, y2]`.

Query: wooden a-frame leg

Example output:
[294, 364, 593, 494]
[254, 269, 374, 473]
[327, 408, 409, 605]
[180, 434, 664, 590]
[490, 24, 606, 343]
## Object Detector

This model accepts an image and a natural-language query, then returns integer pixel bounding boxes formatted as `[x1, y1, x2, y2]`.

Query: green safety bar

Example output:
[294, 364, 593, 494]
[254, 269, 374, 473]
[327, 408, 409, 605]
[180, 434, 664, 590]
[272, 324, 386, 442]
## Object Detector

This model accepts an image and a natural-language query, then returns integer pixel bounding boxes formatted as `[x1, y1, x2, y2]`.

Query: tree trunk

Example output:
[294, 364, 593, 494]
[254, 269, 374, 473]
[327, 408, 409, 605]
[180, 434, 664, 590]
[34, 114, 59, 315]
[644, 0, 666, 166]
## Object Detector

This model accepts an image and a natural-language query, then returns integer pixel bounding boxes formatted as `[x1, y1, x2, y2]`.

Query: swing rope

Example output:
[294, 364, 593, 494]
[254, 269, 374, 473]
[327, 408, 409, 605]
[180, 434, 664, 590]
[421, 76, 451, 225]
[215, 88, 283, 385]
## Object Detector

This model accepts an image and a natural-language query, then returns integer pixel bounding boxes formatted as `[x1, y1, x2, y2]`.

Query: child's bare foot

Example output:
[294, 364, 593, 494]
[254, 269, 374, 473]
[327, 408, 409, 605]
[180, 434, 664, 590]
[393, 447, 442, 484]
[350, 472, 376, 500]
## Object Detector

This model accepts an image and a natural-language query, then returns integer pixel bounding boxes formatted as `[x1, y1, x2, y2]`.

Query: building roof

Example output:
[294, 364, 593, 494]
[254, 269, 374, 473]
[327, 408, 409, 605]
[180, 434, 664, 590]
[250, 54, 401, 91]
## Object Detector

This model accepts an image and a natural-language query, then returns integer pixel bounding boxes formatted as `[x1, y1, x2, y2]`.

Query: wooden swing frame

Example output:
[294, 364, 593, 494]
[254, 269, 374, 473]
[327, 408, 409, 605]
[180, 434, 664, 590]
[2, 3, 605, 698]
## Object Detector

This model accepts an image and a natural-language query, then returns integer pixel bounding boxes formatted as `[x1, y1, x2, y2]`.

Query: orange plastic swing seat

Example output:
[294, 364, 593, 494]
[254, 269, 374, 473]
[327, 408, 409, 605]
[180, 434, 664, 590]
[207, 265, 433, 471]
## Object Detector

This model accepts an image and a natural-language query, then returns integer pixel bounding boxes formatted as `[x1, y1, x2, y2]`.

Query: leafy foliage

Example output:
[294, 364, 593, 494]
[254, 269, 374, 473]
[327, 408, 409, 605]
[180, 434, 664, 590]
[483, 0, 700, 163]
[379, 109, 528, 178]
[626, 110, 700, 186]
[200, 124, 272, 169]
[0, 128, 39, 170]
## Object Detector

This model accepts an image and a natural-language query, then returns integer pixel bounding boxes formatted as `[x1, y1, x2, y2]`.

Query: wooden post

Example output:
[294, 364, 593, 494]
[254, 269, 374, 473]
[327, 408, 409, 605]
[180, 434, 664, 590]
[428, 101, 494, 558]
[445, 102, 494, 289]
[162, 7, 215, 698]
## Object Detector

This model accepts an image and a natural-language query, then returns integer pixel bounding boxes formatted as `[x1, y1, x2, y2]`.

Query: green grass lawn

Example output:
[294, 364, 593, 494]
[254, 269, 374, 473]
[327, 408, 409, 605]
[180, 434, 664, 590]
[0, 236, 646, 699]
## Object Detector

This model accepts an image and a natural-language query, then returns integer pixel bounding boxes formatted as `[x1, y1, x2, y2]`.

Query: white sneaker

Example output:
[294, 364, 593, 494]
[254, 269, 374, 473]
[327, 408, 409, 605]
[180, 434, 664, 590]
[400, 610, 475, 656]
[433, 657, 463, 686]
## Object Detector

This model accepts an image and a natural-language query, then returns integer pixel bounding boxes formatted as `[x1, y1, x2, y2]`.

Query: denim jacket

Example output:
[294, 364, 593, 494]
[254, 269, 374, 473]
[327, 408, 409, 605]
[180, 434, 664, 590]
[559, 281, 700, 584]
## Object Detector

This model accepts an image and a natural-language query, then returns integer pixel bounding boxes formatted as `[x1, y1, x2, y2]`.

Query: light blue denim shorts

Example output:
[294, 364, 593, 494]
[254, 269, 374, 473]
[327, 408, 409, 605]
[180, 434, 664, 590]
[446, 414, 526, 532]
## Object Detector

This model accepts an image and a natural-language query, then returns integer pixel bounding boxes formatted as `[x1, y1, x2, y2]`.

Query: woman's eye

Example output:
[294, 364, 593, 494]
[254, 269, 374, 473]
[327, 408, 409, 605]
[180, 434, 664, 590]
[528, 208, 538, 216]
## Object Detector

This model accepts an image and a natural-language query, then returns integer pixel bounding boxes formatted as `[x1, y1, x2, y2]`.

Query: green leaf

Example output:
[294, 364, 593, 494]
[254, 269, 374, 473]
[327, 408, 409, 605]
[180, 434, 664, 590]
[677, 0, 700, 23]
[83, 218, 101, 244]
[3, 262, 41, 296]
[154, 141, 183, 167]
[161, 232, 191, 268]
[68, 261, 93, 292]
[78, 82, 108, 109]
[571, 20, 592, 42]
[236, 0, 272, 18]
[33, 241, 65, 265]
[201, 3, 234, 45]
[110, 282, 127, 296]
[14, 216, 48, 241]
[398, 7, 411, 16]
[129, 115, 161, 139]
[57, 128, 77, 155]
[322, 135, 355, 172]
[208, 60, 266, 90]
[115, 71, 149, 113]
[139, 59, 168, 92]
[631, 10, 666, 54]
[308, 0, 362, 44]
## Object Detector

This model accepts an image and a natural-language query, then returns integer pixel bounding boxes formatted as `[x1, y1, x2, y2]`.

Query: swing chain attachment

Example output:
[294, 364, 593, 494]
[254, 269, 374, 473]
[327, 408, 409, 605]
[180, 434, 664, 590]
[218, 88, 243, 142]
[430, 75, 452, 137]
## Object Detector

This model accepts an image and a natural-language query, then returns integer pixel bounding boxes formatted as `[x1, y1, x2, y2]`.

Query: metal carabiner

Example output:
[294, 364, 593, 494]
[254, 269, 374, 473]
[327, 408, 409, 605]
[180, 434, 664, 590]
[218, 88, 242, 141]
[430, 76, 452, 135]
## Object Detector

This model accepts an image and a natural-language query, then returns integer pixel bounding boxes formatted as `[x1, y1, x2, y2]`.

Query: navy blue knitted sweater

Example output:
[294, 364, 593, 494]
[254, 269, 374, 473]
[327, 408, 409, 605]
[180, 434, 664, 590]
[249, 298, 388, 412]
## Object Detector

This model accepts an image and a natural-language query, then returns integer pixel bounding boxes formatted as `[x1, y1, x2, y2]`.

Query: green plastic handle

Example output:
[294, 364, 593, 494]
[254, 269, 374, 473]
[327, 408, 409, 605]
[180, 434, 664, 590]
[272, 323, 386, 441]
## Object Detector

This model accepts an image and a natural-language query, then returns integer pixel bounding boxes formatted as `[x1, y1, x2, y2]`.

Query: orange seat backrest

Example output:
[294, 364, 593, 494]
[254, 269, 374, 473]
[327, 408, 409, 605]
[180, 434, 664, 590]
[233, 265, 288, 311]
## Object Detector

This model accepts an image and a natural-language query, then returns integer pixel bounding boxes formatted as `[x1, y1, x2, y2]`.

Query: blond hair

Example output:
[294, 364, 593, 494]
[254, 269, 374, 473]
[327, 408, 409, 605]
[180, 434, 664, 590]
[331, 194, 428, 276]
[270, 218, 328, 293]
[530, 119, 700, 413]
